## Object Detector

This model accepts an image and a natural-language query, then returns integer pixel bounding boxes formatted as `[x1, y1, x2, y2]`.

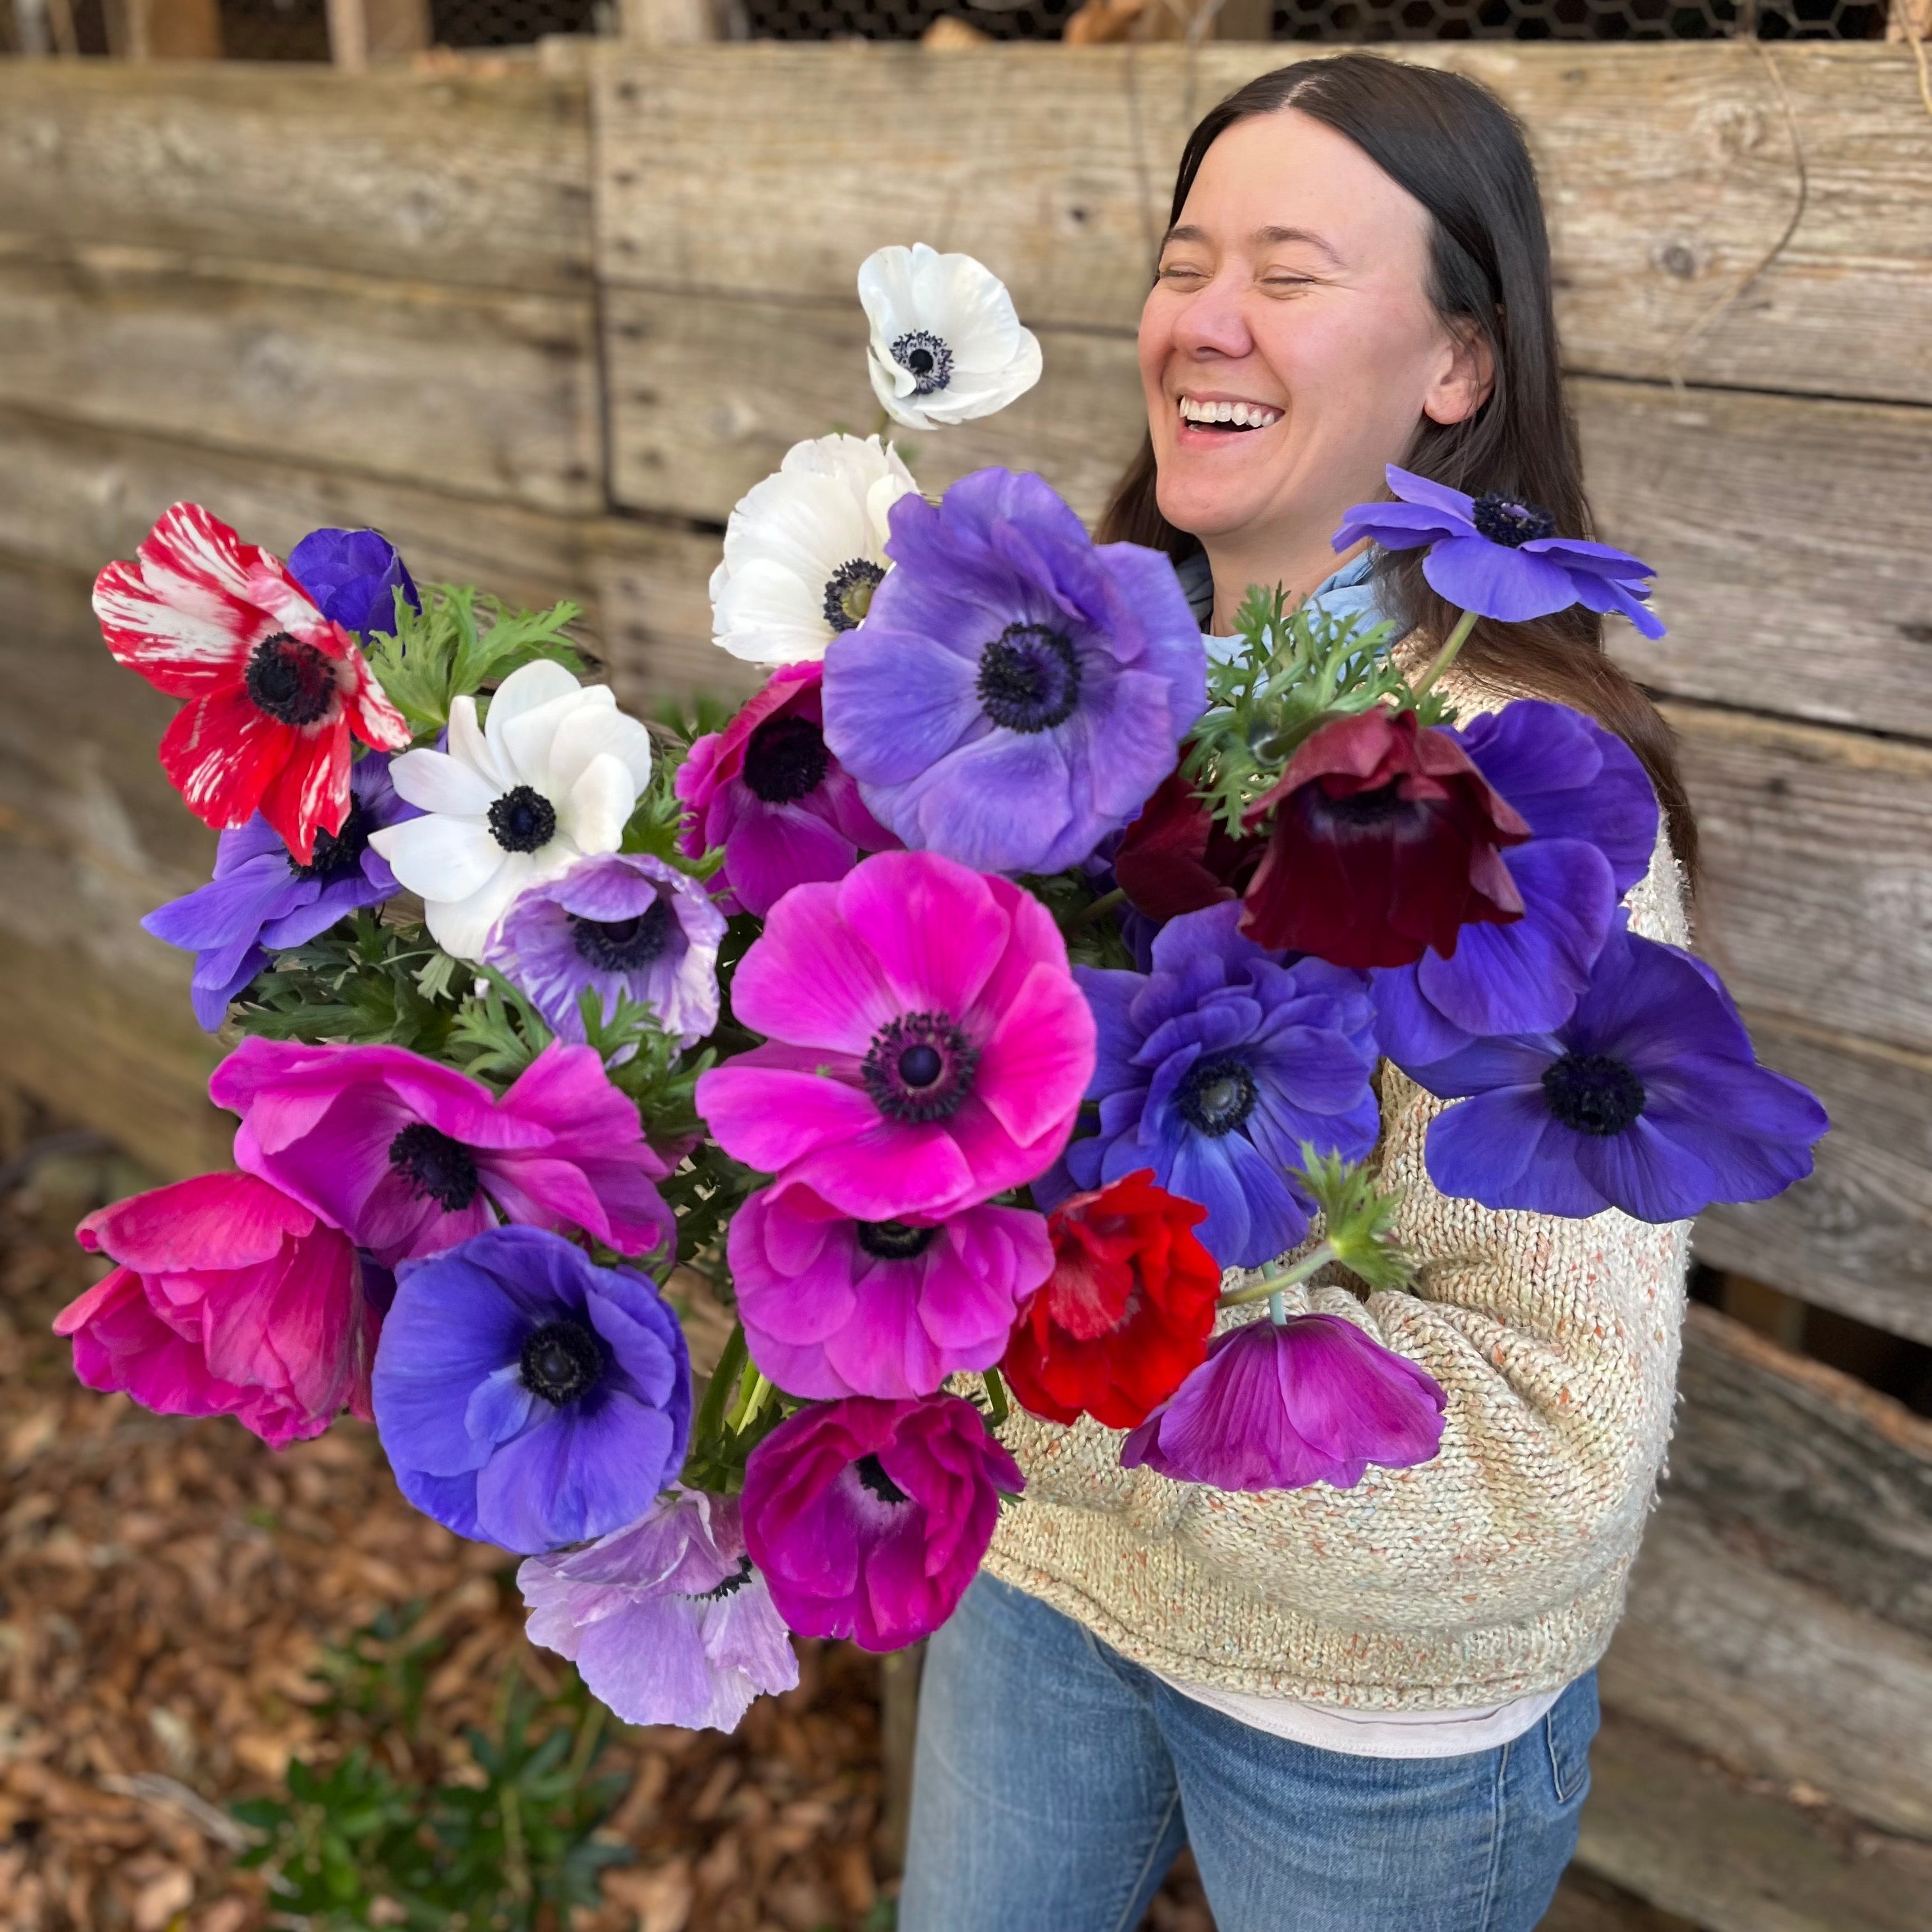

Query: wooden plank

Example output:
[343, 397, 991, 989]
[1576, 1710, 1932, 1932]
[602, 287, 1932, 739]
[0, 63, 591, 295]
[1671, 703, 1932, 1060]
[0, 243, 603, 518]
[1696, 1020, 1932, 1346]
[594, 42, 1932, 405]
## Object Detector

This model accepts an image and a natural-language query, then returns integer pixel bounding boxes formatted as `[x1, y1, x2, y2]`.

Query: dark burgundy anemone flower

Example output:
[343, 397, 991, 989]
[1114, 765, 1264, 923]
[1239, 707, 1531, 970]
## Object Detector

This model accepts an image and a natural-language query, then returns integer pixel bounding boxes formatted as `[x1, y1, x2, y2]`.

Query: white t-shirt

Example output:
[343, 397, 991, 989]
[1156, 1675, 1563, 1759]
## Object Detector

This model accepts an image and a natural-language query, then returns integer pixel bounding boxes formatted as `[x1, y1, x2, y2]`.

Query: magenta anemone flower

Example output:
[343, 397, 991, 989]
[210, 1036, 676, 1268]
[741, 1393, 1022, 1652]
[675, 661, 897, 917]
[728, 1182, 1053, 1400]
[1122, 1313, 1446, 1492]
[1332, 464, 1664, 638]
[519, 1487, 798, 1731]
[695, 849, 1095, 1222]
[54, 1171, 379, 1449]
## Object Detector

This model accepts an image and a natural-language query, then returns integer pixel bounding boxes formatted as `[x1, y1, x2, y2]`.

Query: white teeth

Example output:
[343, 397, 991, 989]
[1233, 403, 1254, 427]
[1177, 397, 1282, 428]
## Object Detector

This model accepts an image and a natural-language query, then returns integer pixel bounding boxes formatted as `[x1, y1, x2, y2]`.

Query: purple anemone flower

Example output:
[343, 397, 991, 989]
[211, 1036, 677, 1268]
[1370, 702, 1660, 1064]
[1410, 921, 1828, 1222]
[144, 755, 413, 1031]
[372, 1225, 691, 1554]
[289, 526, 420, 638]
[821, 468, 1208, 876]
[1333, 465, 1664, 639]
[1045, 901, 1381, 1271]
[484, 852, 726, 1050]
[728, 1181, 1054, 1400]
[741, 1392, 1022, 1652]
[519, 1487, 798, 1731]
[1121, 1313, 1446, 1492]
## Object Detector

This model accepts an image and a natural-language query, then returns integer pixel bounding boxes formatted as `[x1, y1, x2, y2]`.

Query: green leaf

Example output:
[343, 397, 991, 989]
[1293, 1146, 1417, 1292]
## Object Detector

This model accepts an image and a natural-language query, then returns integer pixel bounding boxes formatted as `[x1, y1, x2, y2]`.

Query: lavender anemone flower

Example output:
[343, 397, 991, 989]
[1121, 1313, 1446, 1492]
[372, 1225, 691, 1554]
[144, 756, 413, 1031]
[519, 1487, 797, 1731]
[1411, 922, 1828, 1222]
[1370, 702, 1660, 1065]
[485, 852, 726, 1050]
[822, 468, 1207, 877]
[741, 1392, 1022, 1652]
[1332, 465, 1663, 638]
[728, 1181, 1054, 1400]
[1045, 901, 1381, 1271]
[288, 526, 420, 638]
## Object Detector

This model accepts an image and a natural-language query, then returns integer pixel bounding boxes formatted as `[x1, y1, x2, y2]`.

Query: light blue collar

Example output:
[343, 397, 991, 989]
[1180, 551, 1383, 664]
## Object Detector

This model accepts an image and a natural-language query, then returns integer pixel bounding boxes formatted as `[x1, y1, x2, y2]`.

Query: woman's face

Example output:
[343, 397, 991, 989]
[1140, 108, 1489, 556]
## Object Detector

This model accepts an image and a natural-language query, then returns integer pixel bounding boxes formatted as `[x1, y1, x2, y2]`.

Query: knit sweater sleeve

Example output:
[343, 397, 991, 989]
[1000, 830, 1694, 1635]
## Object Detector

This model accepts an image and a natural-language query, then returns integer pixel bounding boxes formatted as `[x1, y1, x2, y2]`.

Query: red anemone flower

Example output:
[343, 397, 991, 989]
[94, 502, 411, 862]
[1114, 765, 1264, 922]
[1003, 1170, 1222, 1431]
[1239, 707, 1529, 969]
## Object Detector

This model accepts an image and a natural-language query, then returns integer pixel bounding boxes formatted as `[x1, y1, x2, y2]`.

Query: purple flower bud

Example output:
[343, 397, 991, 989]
[289, 526, 420, 638]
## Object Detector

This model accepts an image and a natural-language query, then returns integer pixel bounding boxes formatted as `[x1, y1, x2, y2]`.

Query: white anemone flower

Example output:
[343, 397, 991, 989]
[369, 659, 652, 961]
[709, 433, 919, 666]
[859, 243, 1043, 431]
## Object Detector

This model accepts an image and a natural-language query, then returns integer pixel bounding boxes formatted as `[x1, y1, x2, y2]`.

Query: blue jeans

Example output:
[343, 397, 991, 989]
[900, 1574, 1598, 1932]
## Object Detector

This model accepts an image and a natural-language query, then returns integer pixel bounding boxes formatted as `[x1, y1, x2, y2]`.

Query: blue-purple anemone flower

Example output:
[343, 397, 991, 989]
[1042, 901, 1381, 1270]
[1409, 921, 1828, 1223]
[1371, 701, 1659, 1065]
[821, 468, 1207, 876]
[1333, 466, 1664, 640]
[143, 755, 413, 1031]
[289, 526, 420, 638]
[484, 852, 726, 1051]
[371, 1225, 692, 1554]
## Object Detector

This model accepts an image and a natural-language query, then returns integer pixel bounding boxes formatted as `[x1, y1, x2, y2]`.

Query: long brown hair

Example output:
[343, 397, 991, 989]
[1099, 53, 1697, 875]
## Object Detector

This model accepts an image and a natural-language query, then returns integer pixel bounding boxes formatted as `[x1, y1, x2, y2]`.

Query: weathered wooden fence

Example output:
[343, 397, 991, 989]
[1, 42, 1929, 1929]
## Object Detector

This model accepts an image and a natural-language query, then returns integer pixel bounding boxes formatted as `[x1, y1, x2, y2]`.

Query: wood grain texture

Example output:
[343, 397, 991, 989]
[1577, 1710, 1932, 1932]
[1696, 1018, 1932, 1345]
[594, 42, 1932, 403]
[1670, 703, 1932, 1059]
[0, 244, 602, 516]
[0, 61, 592, 294]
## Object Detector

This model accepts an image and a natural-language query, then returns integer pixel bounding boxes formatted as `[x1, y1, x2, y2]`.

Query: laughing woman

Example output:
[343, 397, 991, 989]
[899, 56, 1698, 1932]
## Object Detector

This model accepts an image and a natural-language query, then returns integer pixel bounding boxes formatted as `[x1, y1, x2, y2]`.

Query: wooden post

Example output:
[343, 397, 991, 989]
[1890, 0, 1932, 40]
[328, 0, 427, 70]
[618, 0, 721, 42]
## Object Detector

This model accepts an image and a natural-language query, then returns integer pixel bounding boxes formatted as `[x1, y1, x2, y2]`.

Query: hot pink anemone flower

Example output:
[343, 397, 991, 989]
[728, 1181, 1053, 1400]
[674, 661, 897, 917]
[694, 850, 1096, 1222]
[93, 502, 410, 863]
[210, 1036, 676, 1268]
[54, 1171, 379, 1449]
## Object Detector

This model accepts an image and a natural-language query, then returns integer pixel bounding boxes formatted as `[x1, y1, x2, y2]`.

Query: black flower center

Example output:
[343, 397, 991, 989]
[861, 1011, 979, 1124]
[570, 897, 675, 972]
[388, 1122, 480, 1211]
[244, 633, 337, 727]
[1542, 1053, 1646, 1137]
[890, 330, 953, 395]
[487, 785, 556, 854]
[1176, 1057, 1259, 1139]
[854, 1453, 910, 1505]
[1470, 493, 1558, 548]
[518, 1317, 606, 1405]
[977, 624, 1082, 735]
[822, 558, 886, 634]
[855, 1220, 940, 1261]
[742, 714, 830, 805]
[689, 1554, 755, 1602]
[288, 799, 369, 881]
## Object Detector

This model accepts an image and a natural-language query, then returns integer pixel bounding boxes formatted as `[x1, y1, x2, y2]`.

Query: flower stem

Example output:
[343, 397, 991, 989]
[693, 1322, 747, 1446]
[1062, 885, 1127, 935]
[728, 1367, 774, 1434]
[1218, 1243, 1335, 1310]
[1410, 608, 1480, 700]
[1268, 1289, 1287, 1326]
[982, 1364, 1011, 1429]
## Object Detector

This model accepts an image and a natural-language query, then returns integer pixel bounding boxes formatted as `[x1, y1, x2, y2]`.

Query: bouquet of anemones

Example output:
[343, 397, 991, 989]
[59, 246, 1827, 1732]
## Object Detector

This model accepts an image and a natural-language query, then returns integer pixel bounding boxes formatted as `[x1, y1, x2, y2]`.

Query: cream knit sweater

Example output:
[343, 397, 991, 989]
[986, 666, 1694, 1710]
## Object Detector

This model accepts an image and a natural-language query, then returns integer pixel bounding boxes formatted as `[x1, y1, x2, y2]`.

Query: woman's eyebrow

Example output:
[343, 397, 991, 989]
[1254, 225, 1344, 264]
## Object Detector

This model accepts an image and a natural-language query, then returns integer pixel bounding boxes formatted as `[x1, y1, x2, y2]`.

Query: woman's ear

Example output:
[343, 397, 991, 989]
[1422, 319, 1496, 427]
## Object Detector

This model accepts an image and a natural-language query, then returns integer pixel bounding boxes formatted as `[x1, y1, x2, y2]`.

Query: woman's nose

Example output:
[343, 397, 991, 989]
[1172, 275, 1254, 361]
